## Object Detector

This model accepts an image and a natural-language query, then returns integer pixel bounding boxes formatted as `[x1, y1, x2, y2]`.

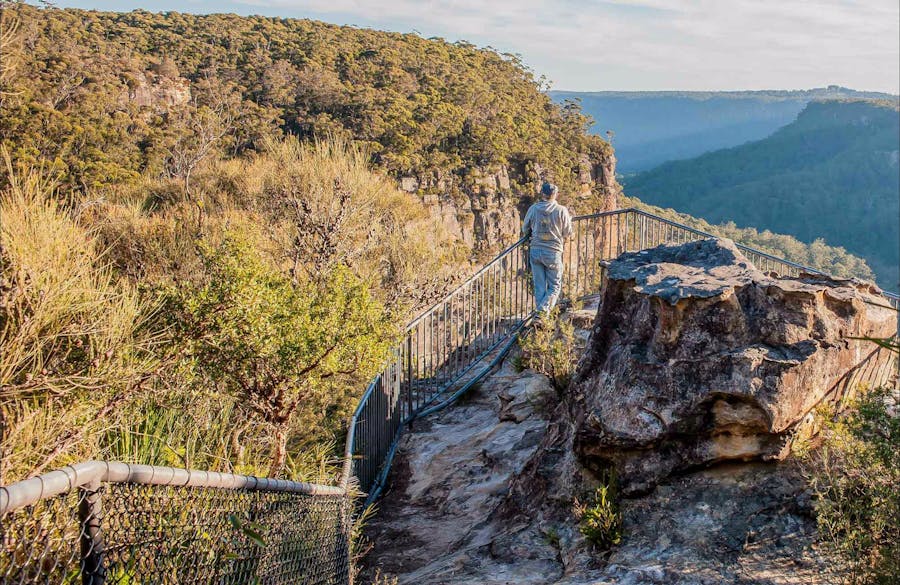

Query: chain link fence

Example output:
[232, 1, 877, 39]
[1, 462, 350, 585]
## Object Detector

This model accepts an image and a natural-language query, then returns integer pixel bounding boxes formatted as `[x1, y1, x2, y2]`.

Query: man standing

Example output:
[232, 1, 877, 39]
[521, 181, 573, 313]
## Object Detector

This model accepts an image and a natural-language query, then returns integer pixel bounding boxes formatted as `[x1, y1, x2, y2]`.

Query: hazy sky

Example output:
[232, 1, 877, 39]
[46, 0, 900, 93]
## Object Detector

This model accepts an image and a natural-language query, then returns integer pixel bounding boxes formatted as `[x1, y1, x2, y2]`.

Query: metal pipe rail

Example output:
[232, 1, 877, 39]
[1, 462, 350, 584]
[345, 207, 900, 506]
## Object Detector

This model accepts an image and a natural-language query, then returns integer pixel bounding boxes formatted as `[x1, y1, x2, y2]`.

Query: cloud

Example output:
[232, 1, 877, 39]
[52, 0, 900, 92]
[239, 0, 898, 92]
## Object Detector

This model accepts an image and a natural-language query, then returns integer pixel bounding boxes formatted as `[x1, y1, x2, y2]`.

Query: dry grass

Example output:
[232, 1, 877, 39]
[0, 157, 158, 482]
[100, 136, 466, 312]
[250, 136, 467, 310]
[2, 136, 471, 484]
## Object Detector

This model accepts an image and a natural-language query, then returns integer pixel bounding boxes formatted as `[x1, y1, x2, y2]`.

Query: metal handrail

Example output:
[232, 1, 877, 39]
[405, 235, 529, 330]
[344, 230, 537, 502]
[344, 207, 900, 506]
[0, 461, 345, 516]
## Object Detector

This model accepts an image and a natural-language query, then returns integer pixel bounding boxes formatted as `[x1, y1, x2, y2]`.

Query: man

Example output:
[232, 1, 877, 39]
[521, 181, 573, 313]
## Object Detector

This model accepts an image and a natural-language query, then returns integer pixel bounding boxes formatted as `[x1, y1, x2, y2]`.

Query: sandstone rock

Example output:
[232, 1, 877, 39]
[121, 71, 191, 113]
[573, 238, 897, 493]
[364, 300, 841, 584]
[497, 166, 511, 191]
[400, 176, 419, 192]
[555, 463, 829, 585]
[498, 372, 556, 423]
[592, 151, 619, 212]
[413, 152, 619, 254]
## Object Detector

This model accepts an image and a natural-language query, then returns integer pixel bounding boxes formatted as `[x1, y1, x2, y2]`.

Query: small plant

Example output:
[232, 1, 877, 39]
[575, 474, 622, 551]
[369, 570, 399, 585]
[801, 386, 900, 584]
[542, 526, 562, 549]
[518, 309, 578, 392]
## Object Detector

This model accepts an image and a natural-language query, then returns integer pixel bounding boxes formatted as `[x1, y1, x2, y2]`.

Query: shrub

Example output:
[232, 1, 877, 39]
[0, 160, 157, 482]
[803, 386, 900, 584]
[160, 233, 394, 476]
[254, 136, 465, 311]
[576, 474, 623, 551]
[518, 309, 578, 392]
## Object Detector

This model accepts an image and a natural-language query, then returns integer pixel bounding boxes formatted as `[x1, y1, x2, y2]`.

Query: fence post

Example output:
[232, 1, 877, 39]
[406, 333, 414, 427]
[78, 479, 105, 585]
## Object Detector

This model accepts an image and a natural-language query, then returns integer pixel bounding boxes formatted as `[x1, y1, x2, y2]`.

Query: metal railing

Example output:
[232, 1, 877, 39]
[3, 208, 897, 583]
[0, 461, 350, 584]
[344, 233, 537, 502]
[345, 207, 900, 505]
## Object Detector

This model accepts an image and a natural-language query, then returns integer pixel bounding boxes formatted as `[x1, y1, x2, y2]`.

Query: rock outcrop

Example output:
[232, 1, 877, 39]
[364, 240, 896, 584]
[363, 298, 844, 584]
[119, 71, 191, 113]
[399, 152, 620, 252]
[573, 238, 897, 493]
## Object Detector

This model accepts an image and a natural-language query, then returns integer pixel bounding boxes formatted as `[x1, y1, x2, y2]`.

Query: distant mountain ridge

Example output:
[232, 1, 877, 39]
[623, 99, 900, 292]
[550, 87, 899, 172]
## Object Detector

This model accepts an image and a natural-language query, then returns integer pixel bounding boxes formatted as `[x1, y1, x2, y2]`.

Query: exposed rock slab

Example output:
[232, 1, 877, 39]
[574, 239, 897, 493]
[553, 463, 829, 585]
[360, 360, 561, 584]
[362, 296, 848, 584]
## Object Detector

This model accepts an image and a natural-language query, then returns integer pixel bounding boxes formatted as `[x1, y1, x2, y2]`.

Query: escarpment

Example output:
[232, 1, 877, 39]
[400, 152, 620, 250]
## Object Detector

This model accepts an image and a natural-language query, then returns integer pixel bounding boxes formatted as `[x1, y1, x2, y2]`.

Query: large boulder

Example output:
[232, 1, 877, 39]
[573, 238, 897, 493]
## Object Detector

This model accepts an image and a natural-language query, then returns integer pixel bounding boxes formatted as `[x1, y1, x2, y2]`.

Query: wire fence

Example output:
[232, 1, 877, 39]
[1, 462, 350, 585]
[3, 208, 897, 583]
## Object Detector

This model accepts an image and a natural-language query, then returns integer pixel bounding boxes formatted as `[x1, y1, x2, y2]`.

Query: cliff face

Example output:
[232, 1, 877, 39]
[120, 71, 191, 113]
[401, 151, 620, 250]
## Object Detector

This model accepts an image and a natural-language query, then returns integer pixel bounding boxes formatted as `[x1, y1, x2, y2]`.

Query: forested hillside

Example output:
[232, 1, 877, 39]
[551, 88, 896, 172]
[0, 3, 617, 484]
[625, 99, 900, 291]
[0, 4, 609, 201]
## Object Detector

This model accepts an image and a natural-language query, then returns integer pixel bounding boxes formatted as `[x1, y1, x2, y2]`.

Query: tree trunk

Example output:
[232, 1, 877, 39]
[231, 422, 248, 469]
[269, 426, 287, 477]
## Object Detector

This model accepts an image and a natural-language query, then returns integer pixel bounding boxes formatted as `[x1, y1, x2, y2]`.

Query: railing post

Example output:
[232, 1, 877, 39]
[406, 333, 414, 427]
[78, 479, 105, 585]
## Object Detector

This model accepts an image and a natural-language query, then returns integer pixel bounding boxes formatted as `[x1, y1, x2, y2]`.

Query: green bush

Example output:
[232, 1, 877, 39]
[518, 310, 578, 392]
[160, 233, 394, 476]
[803, 386, 900, 584]
[577, 477, 623, 551]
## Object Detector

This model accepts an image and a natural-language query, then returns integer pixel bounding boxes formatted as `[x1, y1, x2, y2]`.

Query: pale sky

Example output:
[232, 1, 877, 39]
[45, 0, 900, 93]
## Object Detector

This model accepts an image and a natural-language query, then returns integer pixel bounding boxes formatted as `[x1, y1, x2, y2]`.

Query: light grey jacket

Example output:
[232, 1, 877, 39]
[521, 200, 573, 253]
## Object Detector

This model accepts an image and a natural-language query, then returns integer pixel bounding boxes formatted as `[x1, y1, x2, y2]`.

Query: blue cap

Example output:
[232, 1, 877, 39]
[540, 182, 558, 198]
